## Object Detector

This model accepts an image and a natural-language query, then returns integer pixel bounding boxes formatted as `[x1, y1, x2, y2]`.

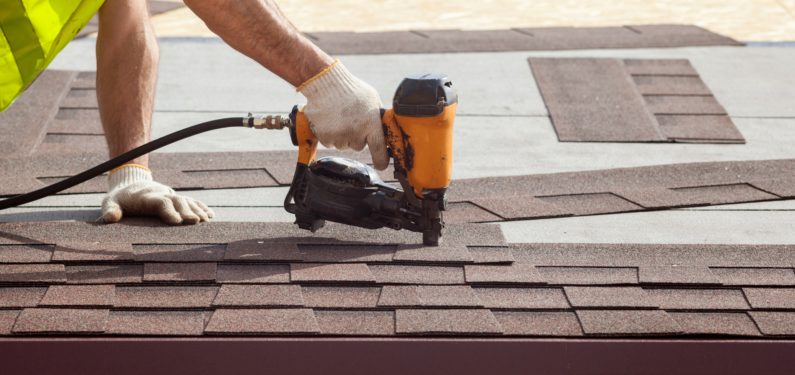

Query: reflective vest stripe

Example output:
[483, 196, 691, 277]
[0, 0, 46, 86]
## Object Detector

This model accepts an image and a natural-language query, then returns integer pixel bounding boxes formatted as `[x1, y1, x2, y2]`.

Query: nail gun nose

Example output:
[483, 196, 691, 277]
[243, 113, 292, 129]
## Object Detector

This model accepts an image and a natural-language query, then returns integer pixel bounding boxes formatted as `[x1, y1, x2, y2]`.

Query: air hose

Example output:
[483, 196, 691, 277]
[0, 114, 291, 210]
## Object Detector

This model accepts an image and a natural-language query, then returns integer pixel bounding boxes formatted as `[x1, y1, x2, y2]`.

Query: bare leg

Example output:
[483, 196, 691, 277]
[183, 0, 333, 86]
[96, 0, 159, 166]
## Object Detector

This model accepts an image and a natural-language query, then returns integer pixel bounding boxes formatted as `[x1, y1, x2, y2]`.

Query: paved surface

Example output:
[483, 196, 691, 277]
[149, 0, 795, 41]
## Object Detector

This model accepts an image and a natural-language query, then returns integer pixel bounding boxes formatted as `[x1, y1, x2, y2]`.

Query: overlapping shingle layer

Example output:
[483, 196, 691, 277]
[530, 58, 744, 143]
[0, 222, 792, 337]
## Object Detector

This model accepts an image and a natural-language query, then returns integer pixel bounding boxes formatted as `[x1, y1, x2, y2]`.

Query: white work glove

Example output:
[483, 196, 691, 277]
[298, 60, 389, 170]
[100, 164, 214, 225]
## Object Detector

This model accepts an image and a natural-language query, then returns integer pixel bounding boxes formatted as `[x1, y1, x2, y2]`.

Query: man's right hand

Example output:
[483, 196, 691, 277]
[298, 61, 389, 170]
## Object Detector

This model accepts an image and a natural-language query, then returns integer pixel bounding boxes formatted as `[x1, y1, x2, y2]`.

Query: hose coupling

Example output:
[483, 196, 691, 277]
[243, 113, 292, 129]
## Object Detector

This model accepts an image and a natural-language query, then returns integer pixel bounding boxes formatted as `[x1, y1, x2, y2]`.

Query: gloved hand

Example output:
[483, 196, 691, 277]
[298, 60, 389, 170]
[100, 164, 214, 225]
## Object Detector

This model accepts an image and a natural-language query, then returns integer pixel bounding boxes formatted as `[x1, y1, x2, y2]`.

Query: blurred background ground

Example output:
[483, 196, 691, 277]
[148, 0, 795, 41]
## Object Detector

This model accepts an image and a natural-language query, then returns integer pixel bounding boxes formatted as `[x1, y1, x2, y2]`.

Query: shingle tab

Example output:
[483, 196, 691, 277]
[133, 244, 226, 262]
[577, 310, 682, 335]
[0, 287, 46, 307]
[749, 312, 795, 336]
[537, 193, 642, 216]
[565, 287, 657, 308]
[40, 285, 115, 307]
[13, 308, 108, 334]
[212, 285, 304, 307]
[107, 311, 206, 336]
[392, 244, 473, 263]
[65, 265, 142, 284]
[670, 312, 761, 336]
[0, 245, 53, 263]
[0, 310, 19, 335]
[290, 263, 374, 283]
[475, 287, 570, 309]
[743, 288, 795, 309]
[711, 268, 795, 286]
[370, 265, 465, 284]
[495, 311, 583, 336]
[115, 286, 218, 308]
[647, 288, 750, 310]
[395, 309, 502, 335]
[465, 264, 544, 284]
[53, 242, 133, 261]
[378, 285, 481, 307]
[470, 196, 568, 220]
[315, 310, 394, 336]
[216, 264, 290, 283]
[205, 309, 320, 334]
[299, 244, 396, 262]
[0, 264, 65, 283]
[537, 267, 638, 285]
[638, 266, 721, 285]
[302, 286, 381, 308]
[467, 247, 515, 263]
[224, 241, 301, 261]
[143, 262, 217, 282]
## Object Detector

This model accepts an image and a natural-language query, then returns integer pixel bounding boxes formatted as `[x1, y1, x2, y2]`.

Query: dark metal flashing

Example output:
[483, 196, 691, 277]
[1, 337, 793, 375]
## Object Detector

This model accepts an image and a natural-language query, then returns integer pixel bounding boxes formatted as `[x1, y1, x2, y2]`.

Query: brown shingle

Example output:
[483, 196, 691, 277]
[467, 246, 515, 263]
[0, 310, 19, 335]
[632, 75, 711, 95]
[474, 287, 570, 309]
[212, 285, 304, 307]
[655, 115, 744, 142]
[495, 311, 583, 336]
[133, 244, 226, 262]
[40, 285, 115, 307]
[395, 309, 502, 335]
[647, 288, 750, 310]
[290, 263, 374, 283]
[638, 265, 721, 285]
[65, 265, 142, 284]
[143, 262, 217, 282]
[0, 287, 46, 307]
[743, 288, 795, 309]
[536, 193, 642, 216]
[537, 267, 638, 285]
[369, 265, 465, 284]
[576, 310, 682, 335]
[205, 309, 320, 334]
[392, 244, 473, 263]
[53, 242, 133, 261]
[643, 95, 727, 115]
[622, 59, 698, 76]
[216, 264, 289, 283]
[13, 308, 108, 334]
[378, 285, 481, 307]
[115, 286, 218, 308]
[0, 264, 65, 283]
[711, 268, 795, 286]
[669, 312, 761, 336]
[464, 264, 544, 284]
[470, 196, 569, 220]
[0, 244, 53, 263]
[107, 311, 206, 336]
[669, 184, 776, 205]
[315, 310, 394, 336]
[302, 286, 381, 308]
[750, 178, 795, 198]
[224, 241, 301, 261]
[444, 202, 502, 223]
[565, 287, 657, 308]
[298, 244, 396, 262]
[749, 312, 795, 336]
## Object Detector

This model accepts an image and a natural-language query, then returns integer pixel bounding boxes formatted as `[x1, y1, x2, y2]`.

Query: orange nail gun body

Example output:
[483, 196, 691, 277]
[284, 74, 457, 245]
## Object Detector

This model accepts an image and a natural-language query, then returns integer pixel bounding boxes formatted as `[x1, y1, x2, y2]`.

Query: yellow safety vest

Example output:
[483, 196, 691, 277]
[0, 0, 104, 111]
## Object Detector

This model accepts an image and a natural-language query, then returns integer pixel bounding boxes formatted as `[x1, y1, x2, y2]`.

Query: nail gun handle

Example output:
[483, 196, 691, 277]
[289, 106, 318, 166]
[381, 108, 408, 172]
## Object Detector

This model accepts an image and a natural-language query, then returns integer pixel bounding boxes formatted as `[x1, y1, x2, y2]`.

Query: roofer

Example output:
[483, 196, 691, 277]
[0, 0, 387, 224]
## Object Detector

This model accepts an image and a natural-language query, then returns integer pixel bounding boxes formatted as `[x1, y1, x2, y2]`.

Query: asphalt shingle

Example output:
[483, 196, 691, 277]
[12, 308, 108, 334]
[395, 309, 502, 335]
[576, 310, 682, 335]
[205, 309, 320, 334]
